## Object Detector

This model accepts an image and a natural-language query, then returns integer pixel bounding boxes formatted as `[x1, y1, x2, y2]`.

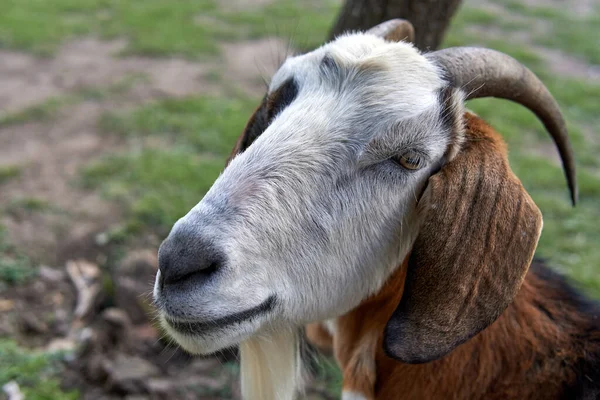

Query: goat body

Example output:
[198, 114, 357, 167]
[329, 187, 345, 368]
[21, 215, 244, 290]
[307, 115, 600, 400]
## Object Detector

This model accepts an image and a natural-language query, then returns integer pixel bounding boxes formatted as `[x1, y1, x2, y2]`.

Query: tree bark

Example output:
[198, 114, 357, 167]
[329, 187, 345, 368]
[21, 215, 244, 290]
[328, 0, 463, 51]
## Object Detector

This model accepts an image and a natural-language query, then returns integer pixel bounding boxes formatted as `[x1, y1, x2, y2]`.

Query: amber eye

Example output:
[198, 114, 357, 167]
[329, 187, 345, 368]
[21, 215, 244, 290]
[392, 152, 424, 170]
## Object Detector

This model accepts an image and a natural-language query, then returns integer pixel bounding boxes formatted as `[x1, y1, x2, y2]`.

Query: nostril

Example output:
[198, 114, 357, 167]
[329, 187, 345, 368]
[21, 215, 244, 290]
[158, 270, 165, 292]
[158, 227, 225, 287]
[203, 261, 220, 276]
[163, 259, 221, 286]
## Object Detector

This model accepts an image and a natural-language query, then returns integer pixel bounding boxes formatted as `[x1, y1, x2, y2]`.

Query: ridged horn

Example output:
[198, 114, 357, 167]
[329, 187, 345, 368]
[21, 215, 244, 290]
[427, 47, 577, 205]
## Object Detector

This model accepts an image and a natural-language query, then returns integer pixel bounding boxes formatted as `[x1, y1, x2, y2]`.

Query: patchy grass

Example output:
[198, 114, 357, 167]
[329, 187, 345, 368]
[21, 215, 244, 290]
[0, 165, 21, 184]
[85, 94, 258, 235]
[5, 197, 52, 216]
[455, 0, 600, 65]
[99, 96, 255, 154]
[78, 72, 150, 101]
[499, 0, 600, 64]
[0, 0, 220, 56]
[539, 16, 600, 65]
[0, 225, 35, 289]
[0, 97, 72, 127]
[1, 0, 338, 57]
[0, 339, 79, 400]
[0, 73, 151, 128]
[82, 147, 228, 236]
[218, 0, 340, 52]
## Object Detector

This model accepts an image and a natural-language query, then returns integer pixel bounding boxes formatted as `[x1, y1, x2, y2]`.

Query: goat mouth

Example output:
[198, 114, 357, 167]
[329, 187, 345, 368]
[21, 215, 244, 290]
[164, 295, 277, 335]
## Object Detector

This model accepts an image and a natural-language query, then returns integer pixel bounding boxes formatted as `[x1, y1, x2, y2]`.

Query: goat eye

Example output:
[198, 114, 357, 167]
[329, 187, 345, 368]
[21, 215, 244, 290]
[392, 152, 424, 171]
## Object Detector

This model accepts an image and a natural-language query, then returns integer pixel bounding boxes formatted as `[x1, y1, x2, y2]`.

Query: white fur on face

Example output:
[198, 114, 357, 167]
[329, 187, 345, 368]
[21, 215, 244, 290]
[155, 33, 458, 355]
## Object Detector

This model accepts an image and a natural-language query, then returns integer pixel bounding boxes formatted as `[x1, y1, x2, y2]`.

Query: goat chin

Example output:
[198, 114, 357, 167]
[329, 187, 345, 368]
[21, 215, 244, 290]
[240, 329, 303, 400]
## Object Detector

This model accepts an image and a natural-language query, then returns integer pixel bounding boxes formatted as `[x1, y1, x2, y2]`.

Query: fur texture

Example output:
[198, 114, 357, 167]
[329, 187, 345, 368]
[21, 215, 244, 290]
[308, 258, 600, 400]
[384, 110, 543, 363]
[153, 30, 592, 400]
[306, 115, 599, 399]
[240, 329, 302, 400]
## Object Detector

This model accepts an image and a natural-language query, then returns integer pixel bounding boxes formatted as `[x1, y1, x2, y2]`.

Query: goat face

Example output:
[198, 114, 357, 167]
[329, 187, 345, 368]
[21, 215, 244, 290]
[153, 23, 573, 362]
[153, 34, 456, 354]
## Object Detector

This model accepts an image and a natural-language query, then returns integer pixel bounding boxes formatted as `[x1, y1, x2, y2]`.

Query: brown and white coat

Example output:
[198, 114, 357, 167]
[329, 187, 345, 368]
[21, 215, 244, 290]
[153, 20, 596, 400]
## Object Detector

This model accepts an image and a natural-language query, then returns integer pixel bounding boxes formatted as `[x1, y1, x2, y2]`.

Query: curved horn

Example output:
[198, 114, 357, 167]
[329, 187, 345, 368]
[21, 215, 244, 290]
[366, 19, 415, 43]
[427, 47, 577, 205]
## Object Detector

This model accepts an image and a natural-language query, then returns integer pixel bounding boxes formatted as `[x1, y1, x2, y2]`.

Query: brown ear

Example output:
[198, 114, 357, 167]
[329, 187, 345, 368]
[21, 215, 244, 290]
[383, 114, 543, 363]
[226, 98, 269, 166]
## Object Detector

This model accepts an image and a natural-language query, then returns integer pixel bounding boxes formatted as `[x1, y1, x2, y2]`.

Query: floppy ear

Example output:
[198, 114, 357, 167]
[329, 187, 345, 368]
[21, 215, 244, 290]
[226, 97, 269, 166]
[384, 113, 543, 363]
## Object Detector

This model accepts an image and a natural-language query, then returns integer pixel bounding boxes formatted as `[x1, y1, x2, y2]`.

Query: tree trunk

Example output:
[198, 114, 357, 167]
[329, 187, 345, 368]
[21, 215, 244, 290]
[328, 0, 463, 51]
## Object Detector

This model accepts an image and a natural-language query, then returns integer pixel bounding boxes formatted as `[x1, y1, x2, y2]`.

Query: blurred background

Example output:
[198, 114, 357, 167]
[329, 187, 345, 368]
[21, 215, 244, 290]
[0, 0, 598, 398]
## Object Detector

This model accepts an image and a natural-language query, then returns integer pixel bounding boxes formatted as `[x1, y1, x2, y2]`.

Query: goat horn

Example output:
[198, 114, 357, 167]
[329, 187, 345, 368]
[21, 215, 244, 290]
[427, 47, 577, 205]
[366, 19, 415, 44]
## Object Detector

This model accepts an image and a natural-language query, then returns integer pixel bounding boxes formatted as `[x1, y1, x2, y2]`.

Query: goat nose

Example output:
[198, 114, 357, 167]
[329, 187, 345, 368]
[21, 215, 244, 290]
[158, 228, 223, 288]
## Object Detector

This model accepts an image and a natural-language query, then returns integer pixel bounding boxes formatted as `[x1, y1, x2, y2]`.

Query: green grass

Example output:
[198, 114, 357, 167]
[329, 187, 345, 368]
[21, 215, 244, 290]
[0, 0, 338, 57]
[78, 73, 151, 101]
[100, 96, 255, 154]
[5, 197, 51, 216]
[0, 165, 21, 184]
[0, 339, 79, 400]
[0, 0, 220, 57]
[84, 95, 258, 236]
[0, 97, 72, 127]
[540, 16, 600, 65]
[82, 147, 229, 236]
[457, 0, 600, 64]
[310, 354, 343, 395]
[500, 0, 600, 45]
[219, 0, 340, 52]
[0, 73, 151, 128]
[0, 226, 35, 289]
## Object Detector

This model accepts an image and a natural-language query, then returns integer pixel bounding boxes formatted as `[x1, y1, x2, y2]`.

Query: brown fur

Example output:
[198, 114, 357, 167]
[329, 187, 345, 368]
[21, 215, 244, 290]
[306, 114, 600, 399]
[227, 101, 265, 165]
[307, 258, 600, 399]
[386, 111, 543, 363]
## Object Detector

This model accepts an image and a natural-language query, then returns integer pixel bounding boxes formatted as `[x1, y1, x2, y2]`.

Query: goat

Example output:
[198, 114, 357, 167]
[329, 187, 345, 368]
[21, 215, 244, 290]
[153, 19, 599, 400]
